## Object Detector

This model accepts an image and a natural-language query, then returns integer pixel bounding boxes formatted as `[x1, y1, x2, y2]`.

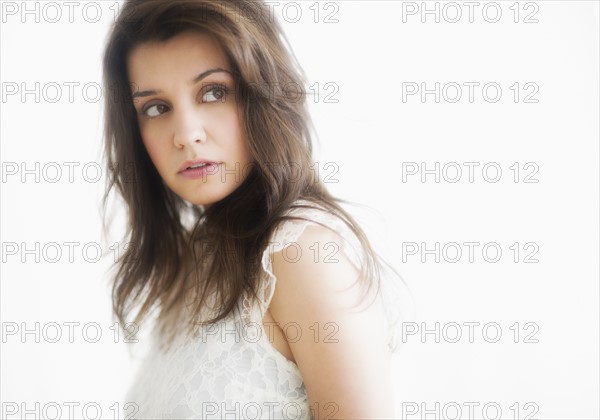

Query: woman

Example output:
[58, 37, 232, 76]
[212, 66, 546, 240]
[102, 1, 403, 418]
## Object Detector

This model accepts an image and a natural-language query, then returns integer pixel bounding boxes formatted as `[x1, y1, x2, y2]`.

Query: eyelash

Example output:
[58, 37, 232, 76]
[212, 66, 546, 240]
[140, 84, 230, 118]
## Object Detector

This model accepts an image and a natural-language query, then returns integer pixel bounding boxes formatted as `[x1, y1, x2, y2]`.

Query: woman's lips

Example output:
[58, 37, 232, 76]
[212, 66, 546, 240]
[178, 163, 220, 179]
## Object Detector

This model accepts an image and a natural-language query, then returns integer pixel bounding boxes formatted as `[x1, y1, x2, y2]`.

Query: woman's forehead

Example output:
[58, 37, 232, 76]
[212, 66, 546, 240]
[127, 31, 232, 88]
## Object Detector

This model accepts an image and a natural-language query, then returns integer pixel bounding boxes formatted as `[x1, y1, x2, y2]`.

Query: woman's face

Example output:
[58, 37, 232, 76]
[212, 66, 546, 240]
[127, 31, 253, 207]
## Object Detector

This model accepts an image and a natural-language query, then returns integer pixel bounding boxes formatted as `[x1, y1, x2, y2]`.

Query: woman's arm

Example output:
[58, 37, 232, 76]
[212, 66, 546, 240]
[269, 224, 396, 420]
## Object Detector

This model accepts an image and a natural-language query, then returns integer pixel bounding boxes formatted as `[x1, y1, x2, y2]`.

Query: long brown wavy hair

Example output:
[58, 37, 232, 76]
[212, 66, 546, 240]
[102, 0, 393, 344]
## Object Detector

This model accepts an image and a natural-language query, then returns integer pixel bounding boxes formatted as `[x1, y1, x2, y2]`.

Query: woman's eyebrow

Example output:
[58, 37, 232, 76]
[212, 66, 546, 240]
[131, 67, 232, 99]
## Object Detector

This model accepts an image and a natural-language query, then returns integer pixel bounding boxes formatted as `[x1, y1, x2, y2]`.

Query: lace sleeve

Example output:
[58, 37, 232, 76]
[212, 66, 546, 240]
[256, 200, 403, 354]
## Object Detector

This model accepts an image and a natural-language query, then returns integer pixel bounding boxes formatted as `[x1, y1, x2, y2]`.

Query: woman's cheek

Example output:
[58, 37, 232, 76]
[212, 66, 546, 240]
[141, 133, 166, 171]
[141, 125, 167, 152]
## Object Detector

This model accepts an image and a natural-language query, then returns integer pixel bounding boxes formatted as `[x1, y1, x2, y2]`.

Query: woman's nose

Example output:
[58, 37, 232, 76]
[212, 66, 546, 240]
[172, 106, 207, 148]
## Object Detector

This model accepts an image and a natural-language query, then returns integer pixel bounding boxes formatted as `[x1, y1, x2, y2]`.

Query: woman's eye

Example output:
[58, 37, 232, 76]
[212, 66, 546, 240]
[202, 85, 227, 103]
[144, 103, 169, 118]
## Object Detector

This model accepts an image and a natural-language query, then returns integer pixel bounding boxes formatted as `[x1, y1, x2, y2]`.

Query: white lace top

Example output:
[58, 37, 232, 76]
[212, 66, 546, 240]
[123, 200, 403, 419]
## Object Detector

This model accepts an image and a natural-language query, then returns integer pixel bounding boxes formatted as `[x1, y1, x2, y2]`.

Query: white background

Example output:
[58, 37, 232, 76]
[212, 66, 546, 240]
[1, 1, 599, 419]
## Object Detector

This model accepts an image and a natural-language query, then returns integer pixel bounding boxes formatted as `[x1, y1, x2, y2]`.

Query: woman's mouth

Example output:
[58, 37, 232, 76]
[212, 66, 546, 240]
[179, 163, 220, 179]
